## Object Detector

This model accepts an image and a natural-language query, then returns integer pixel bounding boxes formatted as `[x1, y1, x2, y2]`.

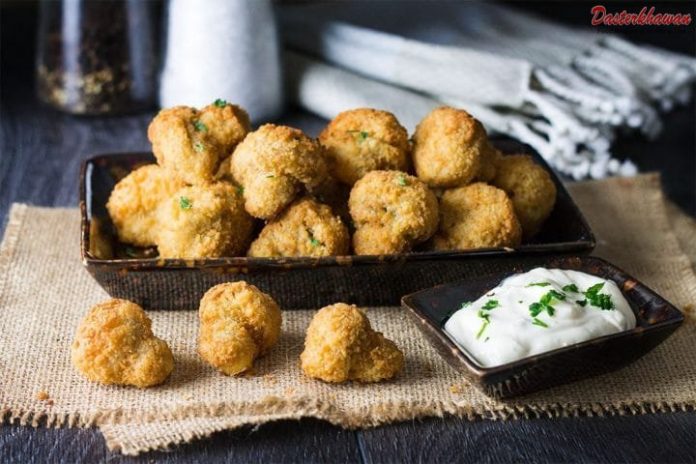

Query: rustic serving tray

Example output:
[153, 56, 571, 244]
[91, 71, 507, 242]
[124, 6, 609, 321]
[401, 256, 684, 398]
[80, 139, 595, 309]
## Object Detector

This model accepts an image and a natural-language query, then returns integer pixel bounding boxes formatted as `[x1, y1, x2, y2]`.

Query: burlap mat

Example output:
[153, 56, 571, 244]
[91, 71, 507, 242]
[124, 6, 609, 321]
[1, 173, 695, 455]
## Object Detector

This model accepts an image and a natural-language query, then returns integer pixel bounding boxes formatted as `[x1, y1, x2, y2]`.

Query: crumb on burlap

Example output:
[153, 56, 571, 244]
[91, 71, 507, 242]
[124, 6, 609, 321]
[284, 387, 296, 396]
[263, 374, 278, 386]
[36, 390, 50, 401]
[449, 384, 463, 395]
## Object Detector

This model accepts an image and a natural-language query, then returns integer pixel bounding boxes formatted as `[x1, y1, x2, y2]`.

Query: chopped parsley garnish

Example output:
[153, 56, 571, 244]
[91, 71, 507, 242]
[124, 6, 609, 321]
[584, 282, 614, 310]
[193, 141, 204, 152]
[193, 120, 208, 132]
[576, 299, 587, 307]
[213, 98, 227, 107]
[475, 300, 498, 339]
[266, 174, 275, 178]
[562, 283, 579, 293]
[532, 318, 549, 328]
[529, 289, 565, 318]
[179, 196, 192, 210]
[236, 186, 244, 195]
[307, 229, 323, 248]
[527, 282, 551, 287]
[125, 246, 139, 258]
[460, 301, 472, 310]
[348, 130, 369, 142]
[397, 175, 408, 186]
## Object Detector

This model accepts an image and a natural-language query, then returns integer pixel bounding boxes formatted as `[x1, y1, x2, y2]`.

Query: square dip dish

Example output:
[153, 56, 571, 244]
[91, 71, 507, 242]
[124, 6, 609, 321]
[401, 256, 684, 398]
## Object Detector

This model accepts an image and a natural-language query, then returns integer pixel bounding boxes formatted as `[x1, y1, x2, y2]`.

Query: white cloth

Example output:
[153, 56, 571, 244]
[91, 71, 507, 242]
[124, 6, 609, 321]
[281, 2, 696, 179]
[160, 0, 283, 122]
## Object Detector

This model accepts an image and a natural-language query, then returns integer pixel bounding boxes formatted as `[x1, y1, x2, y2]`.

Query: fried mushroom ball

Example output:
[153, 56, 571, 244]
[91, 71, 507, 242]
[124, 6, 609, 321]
[319, 108, 410, 185]
[230, 124, 330, 219]
[248, 197, 350, 257]
[155, 182, 253, 259]
[148, 102, 250, 185]
[106, 164, 185, 247]
[412, 106, 498, 188]
[349, 170, 439, 255]
[71, 299, 174, 388]
[433, 183, 522, 251]
[300, 303, 404, 383]
[198, 282, 282, 376]
[491, 154, 557, 239]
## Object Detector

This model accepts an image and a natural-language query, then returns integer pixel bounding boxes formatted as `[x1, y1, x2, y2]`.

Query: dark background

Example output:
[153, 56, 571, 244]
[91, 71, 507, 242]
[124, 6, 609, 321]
[1, 1, 695, 463]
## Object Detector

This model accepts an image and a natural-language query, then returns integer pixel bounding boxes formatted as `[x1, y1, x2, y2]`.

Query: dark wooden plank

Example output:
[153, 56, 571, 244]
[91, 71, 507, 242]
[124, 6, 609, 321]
[358, 412, 696, 464]
[0, 419, 362, 464]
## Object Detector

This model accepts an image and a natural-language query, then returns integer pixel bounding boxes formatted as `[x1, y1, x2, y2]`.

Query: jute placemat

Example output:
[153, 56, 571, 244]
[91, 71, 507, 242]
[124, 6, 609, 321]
[1, 173, 695, 455]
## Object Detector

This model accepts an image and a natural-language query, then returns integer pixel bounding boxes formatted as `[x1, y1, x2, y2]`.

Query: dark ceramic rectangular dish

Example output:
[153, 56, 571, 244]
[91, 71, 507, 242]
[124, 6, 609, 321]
[401, 256, 684, 398]
[80, 139, 595, 310]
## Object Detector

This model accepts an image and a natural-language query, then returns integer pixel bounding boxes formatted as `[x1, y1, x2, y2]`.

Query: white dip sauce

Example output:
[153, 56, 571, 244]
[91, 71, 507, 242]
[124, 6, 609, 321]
[443, 268, 636, 368]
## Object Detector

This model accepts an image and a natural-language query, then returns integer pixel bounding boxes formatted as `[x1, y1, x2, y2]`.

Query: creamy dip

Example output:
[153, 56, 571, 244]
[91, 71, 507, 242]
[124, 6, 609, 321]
[443, 268, 636, 368]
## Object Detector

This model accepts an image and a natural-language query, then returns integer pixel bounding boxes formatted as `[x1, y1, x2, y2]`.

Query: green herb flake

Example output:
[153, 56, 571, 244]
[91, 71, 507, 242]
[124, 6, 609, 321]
[193, 120, 208, 132]
[236, 186, 244, 195]
[481, 299, 499, 311]
[265, 174, 275, 179]
[213, 98, 227, 108]
[193, 141, 205, 152]
[348, 130, 369, 142]
[459, 301, 472, 310]
[532, 318, 549, 328]
[584, 282, 614, 310]
[125, 246, 139, 258]
[576, 299, 587, 307]
[526, 282, 551, 287]
[179, 196, 193, 210]
[562, 283, 579, 293]
[476, 320, 489, 339]
[397, 175, 408, 187]
[307, 229, 323, 248]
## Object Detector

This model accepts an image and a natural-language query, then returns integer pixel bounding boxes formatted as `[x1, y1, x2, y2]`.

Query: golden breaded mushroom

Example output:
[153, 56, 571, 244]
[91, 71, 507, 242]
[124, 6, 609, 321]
[491, 154, 557, 239]
[106, 164, 185, 247]
[198, 282, 282, 376]
[248, 197, 350, 257]
[349, 170, 439, 255]
[300, 303, 404, 383]
[230, 124, 329, 219]
[412, 106, 498, 188]
[319, 108, 410, 185]
[148, 102, 250, 185]
[156, 182, 253, 259]
[71, 299, 174, 388]
[434, 183, 522, 251]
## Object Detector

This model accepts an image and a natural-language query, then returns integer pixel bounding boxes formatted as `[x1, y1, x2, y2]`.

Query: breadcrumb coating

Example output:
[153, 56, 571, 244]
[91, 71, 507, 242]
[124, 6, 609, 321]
[412, 107, 497, 188]
[300, 303, 404, 383]
[156, 182, 253, 258]
[349, 170, 438, 255]
[198, 282, 282, 375]
[491, 154, 557, 239]
[248, 197, 350, 257]
[106, 164, 184, 247]
[230, 124, 330, 219]
[319, 108, 410, 185]
[434, 183, 522, 250]
[71, 299, 174, 388]
[148, 103, 250, 185]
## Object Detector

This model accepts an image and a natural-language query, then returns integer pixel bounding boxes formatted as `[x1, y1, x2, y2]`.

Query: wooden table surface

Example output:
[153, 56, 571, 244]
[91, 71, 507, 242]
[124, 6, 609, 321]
[1, 2, 695, 463]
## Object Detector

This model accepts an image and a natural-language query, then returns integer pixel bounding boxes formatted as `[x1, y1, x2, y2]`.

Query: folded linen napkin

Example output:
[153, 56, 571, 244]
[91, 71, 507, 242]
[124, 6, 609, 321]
[280, 2, 696, 179]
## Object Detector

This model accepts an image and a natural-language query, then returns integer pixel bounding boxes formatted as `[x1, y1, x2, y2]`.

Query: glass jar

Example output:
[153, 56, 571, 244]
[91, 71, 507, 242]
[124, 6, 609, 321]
[36, 0, 158, 115]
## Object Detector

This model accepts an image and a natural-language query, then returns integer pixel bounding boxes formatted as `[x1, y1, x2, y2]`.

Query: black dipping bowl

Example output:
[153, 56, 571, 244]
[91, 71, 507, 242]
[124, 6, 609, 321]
[401, 256, 684, 398]
[80, 139, 595, 310]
